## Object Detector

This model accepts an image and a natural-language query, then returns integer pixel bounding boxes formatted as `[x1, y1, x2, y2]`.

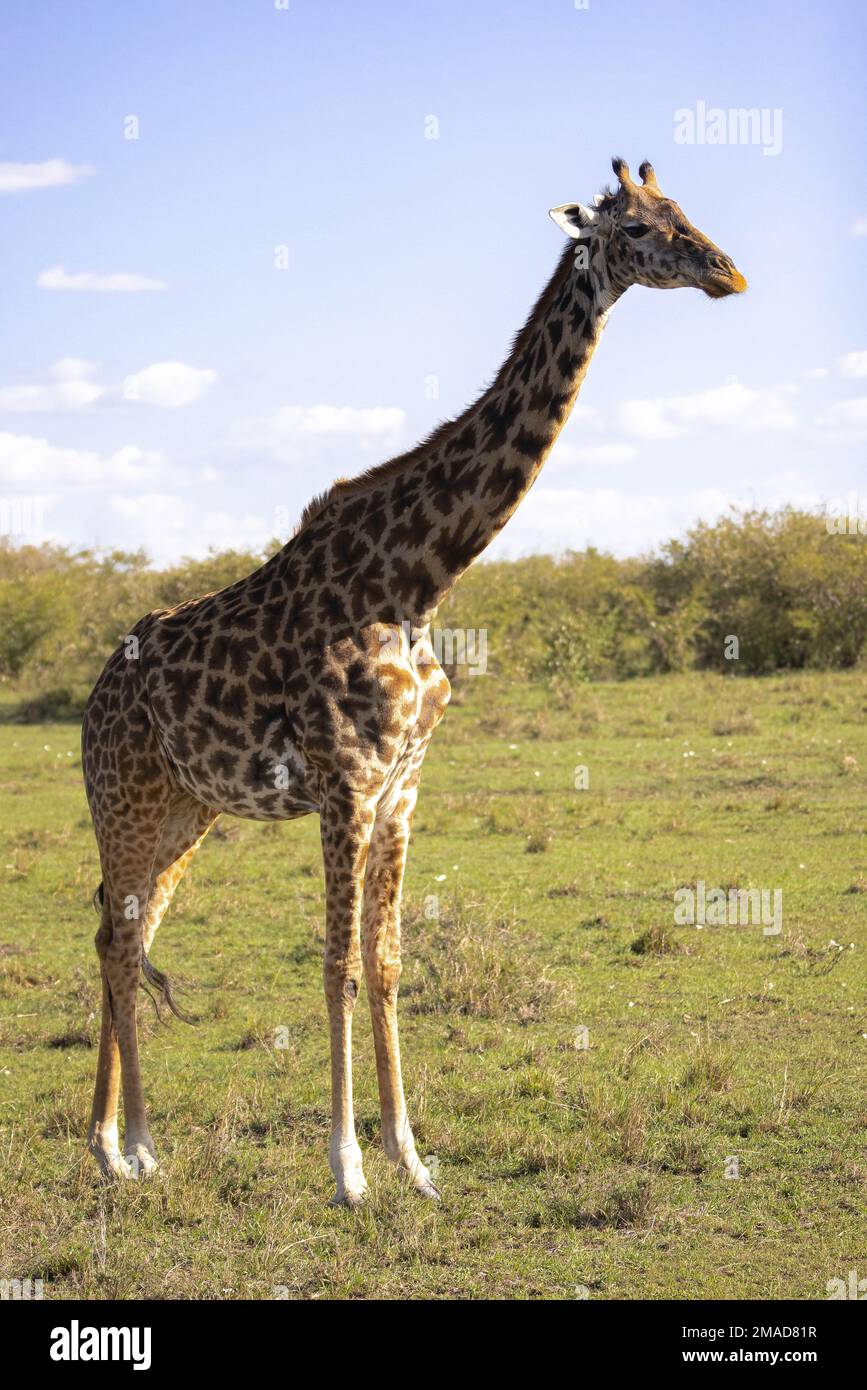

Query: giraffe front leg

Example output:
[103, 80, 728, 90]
[320, 786, 377, 1208]
[363, 794, 440, 1200]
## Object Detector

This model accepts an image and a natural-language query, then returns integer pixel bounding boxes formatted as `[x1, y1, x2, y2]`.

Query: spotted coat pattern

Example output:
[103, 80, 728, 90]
[82, 158, 746, 1201]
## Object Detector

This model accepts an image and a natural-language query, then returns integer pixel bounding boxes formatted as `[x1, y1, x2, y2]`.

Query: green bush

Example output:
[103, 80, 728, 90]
[0, 509, 865, 718]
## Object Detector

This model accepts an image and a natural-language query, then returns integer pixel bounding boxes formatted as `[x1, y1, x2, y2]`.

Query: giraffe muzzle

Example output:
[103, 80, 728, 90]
[702, 253, 747, 298]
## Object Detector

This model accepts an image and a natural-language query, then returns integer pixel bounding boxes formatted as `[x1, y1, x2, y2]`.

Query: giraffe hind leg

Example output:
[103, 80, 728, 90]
[87, 792, 216, 1179]
[88, 892, 128, 1178]
[88, 836, 166, 1179]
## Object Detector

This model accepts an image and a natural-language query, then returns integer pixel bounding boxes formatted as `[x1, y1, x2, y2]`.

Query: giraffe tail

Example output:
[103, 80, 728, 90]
[141, 953, 196, 1026]
[92, 879, 195, 1025]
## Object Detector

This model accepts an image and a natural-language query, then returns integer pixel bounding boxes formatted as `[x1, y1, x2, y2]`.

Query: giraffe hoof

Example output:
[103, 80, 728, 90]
[123, 1143, 160, 1179]
[396, 1156, 441, 1200]
[91, 1148, 136, 1182]
[330, 1183, 368, 1209]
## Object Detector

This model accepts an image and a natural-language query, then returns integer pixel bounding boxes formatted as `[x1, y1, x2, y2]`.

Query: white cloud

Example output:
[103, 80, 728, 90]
[504, 485, 735, 553]
[109, 493, 269, 562]
[801, 355, 867, 383]
[548, 440, 637, 471]
[52, 358, 98, 380]
[0, 360, 105, 414]
[122, 361, 217, 408]
[0, 159, 93, 193]
[817, 397, 867, 444]
[277, 405, 404, 437]
[488, 480, 825, 560]
[0, 358, 216, 411]
[0, 431, 171, 490]
[618, 400, 683, 440]
[849, 217, 867, 238]
[0, 359, 217, 414]
[37, 265, 167, 292]
[233, 404, 405, 462]
[837, 350, 867, 379]
[619, 377, 798, 438]
[569, 403, 606, 432]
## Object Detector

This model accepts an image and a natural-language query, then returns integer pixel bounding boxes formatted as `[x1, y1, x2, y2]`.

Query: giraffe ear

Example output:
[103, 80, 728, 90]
[549, 203, 598, 239]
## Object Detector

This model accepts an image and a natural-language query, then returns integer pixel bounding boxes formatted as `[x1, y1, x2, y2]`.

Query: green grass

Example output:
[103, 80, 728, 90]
[0, 670, 864, 1300]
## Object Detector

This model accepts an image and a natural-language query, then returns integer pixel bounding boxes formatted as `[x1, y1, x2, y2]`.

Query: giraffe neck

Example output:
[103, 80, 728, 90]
[285, 237, 627, 629]
[377, 237, 626, 622]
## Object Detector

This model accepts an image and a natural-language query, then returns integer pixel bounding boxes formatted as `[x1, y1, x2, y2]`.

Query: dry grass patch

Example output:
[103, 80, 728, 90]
[712, 712, 758, 736]
[403, 894, 570, 1022]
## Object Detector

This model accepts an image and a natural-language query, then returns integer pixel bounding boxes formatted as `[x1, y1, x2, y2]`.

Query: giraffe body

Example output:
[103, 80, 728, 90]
[82, 159, 745, 1200]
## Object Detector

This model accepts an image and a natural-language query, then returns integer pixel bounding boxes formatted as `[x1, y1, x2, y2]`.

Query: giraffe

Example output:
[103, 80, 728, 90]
[82, 158, 746, 1204]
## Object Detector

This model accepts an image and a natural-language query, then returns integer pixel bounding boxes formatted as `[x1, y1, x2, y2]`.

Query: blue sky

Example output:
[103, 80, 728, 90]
[1, 0, 865, 563]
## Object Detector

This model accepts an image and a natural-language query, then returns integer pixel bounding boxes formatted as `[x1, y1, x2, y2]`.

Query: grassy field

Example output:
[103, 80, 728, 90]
[0, 670, 864, 1300]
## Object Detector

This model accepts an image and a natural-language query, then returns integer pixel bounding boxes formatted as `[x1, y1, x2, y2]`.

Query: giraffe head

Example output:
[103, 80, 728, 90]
[550, 157, 747, 299]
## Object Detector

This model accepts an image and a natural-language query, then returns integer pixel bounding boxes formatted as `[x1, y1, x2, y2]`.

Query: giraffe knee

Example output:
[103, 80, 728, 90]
[364, 924, 401, 997]
[366, 950, 401, 1004]
[323, 959, 362, 1010]
[103, 921, 143, 973]
[377, 969, 401, 1004]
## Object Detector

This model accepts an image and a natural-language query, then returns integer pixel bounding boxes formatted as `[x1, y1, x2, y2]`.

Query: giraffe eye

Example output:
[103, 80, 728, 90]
[623, 223, 650, 239]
